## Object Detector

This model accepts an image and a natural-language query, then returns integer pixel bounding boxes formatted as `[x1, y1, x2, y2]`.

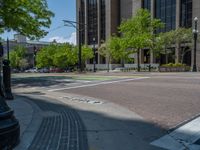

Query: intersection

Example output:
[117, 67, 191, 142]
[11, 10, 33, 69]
[11, 72, 200, 150]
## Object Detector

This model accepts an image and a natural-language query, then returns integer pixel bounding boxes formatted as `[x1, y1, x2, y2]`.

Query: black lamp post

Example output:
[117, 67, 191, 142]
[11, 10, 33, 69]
[7, 38, 9, 60]
[33, 46, 37, 68]
[192, 17, 198, 72]
[63, 13, 86, 72]
[93, 38, 96, 72]
[0, 42, 20, 149]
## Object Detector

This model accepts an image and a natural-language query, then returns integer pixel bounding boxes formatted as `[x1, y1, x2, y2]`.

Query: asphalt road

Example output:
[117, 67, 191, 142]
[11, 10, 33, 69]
[57, 73, 200, 129]
[12, 72, 200, 149]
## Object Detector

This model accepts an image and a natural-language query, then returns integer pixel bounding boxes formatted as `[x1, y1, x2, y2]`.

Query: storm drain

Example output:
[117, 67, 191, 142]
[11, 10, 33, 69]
[61, 96, 103, 105]
[28, 99, 88, 150]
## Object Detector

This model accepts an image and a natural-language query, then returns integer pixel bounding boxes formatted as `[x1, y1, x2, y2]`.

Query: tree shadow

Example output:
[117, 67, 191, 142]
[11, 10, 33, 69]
[11, 76, 75, 88]
[12, 95, 174, 150]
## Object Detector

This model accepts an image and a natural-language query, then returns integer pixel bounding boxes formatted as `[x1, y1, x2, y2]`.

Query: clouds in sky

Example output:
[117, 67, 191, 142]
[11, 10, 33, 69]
[49, 32, 76, 45]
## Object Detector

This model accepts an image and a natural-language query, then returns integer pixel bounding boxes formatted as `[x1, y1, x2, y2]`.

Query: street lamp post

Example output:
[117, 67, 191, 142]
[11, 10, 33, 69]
[33, 46, 36, 68]
[0, 42, 20, 149]
[93, 38, 96, 72]
[63, 16, 86, 72]
[192, 17, 198, 72]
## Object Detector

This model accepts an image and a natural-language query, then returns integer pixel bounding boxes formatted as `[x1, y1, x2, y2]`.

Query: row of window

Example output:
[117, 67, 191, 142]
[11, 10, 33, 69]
[80, 0, 193, 45]
[142, 0, 192, 32]
[79, 0, 105, 45]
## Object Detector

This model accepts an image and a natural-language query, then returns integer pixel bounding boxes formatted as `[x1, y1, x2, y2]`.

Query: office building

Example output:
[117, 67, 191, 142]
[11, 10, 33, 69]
[76, 0, 200, 70]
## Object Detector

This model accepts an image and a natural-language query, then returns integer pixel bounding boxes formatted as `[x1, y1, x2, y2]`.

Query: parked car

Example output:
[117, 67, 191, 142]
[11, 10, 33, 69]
[38, 68, 49, 73]
[25, 67, 38, 73]
[50, 68, 64, 73]
[12, 69, 20, 73]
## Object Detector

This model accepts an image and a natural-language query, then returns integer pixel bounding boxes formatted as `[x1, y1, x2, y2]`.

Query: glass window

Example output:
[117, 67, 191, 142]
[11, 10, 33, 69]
[80, 0, 85, 44]
[155, 0, 176, 32]
[87, 0, 98, 45]
[142, 0, 151, 11]
[100, 0, 105, 42]
[181, 0, 192, 28]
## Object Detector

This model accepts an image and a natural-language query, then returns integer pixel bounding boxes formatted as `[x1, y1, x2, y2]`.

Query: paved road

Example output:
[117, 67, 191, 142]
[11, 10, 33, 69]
[11, 72, 200, 150]
[56, 73, 200, 129]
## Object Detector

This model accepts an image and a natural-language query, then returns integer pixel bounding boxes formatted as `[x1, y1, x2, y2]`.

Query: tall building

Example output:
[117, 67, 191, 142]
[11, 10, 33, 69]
[76, 0, 200, 70]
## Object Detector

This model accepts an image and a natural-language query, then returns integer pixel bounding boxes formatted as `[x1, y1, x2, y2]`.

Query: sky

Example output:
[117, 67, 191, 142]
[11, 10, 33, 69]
[1, 0, 77, 45]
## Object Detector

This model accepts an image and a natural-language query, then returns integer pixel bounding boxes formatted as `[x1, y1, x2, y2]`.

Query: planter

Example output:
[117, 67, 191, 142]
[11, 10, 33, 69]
[159, 66, 190, 72]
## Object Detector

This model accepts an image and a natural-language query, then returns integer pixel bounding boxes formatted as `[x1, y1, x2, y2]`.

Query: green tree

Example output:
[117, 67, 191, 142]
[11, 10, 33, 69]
[0, 0, 54, 39]
[172, 28, 192, 63]
[9, 45, 27, 69]
[99, 36, 133, 72]
[119, 9, 164, 71]
[74, 45, 93, 69]
[36, 44, 56, 68]
[53, 44, 77, 68]
[157, 28, 192, 64]
[98, 43, 109, 71]
[19, 58, 29, 70]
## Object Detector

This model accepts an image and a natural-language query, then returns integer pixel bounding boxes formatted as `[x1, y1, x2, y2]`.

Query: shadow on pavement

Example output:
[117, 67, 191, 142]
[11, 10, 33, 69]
[14, 95, 168, 150]
[11, 76, 74, 88]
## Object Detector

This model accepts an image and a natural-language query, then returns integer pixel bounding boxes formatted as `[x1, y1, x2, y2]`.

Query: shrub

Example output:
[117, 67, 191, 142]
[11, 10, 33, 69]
[162, 63, 186, 67]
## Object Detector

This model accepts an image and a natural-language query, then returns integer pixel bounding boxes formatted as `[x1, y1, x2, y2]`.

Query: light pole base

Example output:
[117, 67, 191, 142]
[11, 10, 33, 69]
[0, 98, 20, 149]
[192, 65, 197, 72]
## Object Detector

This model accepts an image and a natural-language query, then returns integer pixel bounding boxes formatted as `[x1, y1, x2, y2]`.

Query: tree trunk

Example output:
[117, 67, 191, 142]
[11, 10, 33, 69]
[175, 43, 181, 63]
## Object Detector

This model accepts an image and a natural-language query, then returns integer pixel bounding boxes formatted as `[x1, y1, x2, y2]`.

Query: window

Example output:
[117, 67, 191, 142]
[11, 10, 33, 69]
[181, 0, 192, 28]
[100, 0, 105, 42]
[155, 0, 176, 32]
[87, 0, 98, 45]
[142, 0, 151, 11]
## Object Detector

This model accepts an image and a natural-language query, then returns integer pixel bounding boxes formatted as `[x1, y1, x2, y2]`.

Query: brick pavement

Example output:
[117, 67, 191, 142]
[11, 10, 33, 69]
[7, 95, 88, 150]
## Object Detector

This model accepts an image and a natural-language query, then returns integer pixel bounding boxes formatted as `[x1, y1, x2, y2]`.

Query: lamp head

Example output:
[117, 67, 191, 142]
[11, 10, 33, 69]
[194, 17, 198, 22]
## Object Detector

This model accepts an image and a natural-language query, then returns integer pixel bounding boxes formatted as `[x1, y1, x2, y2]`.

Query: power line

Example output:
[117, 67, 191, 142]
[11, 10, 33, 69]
[48, 25, 65, 33]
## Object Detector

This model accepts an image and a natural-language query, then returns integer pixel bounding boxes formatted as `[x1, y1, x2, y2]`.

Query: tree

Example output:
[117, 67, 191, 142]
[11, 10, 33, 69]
[157, 28, 193, 64]
[9, 45, 28, 69]
[0, 0, 54, 39]
[36, 43, 93, 70]
[36, 44, 57, 68]
[119, 9, 164, 71]
[81, 45, 94, 64]
[19, 58, 29, 70]
[172, 28, 192, 63]
[53, 44, 77, 68]
[99, 36, 133, 72]
[73, 45, 93, 69]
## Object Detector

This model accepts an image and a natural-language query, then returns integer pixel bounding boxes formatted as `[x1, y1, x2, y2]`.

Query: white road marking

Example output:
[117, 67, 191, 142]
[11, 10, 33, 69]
[48, 77, 150, 92]
[151, 116, 200, 150]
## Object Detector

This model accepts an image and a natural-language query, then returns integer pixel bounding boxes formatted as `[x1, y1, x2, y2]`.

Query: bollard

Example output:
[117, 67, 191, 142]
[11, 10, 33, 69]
[3, 60, 13, 100]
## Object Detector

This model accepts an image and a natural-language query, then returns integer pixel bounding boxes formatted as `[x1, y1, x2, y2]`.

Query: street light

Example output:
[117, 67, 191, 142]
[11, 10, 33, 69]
[63, 18, 86, 72]
[0, 42, 20, 149]
[93, 38, 96, 72]
[192, 17, 198, 72]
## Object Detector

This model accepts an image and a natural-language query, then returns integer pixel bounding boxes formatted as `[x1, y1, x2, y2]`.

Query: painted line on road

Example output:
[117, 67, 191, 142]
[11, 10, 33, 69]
[151, 116, 200, 150]
[48, 77, 150, 92]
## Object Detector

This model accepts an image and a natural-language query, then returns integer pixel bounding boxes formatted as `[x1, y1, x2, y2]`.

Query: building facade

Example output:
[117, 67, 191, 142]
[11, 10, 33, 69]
[76, 0, 200, 70]
[2, 34, 51, 68]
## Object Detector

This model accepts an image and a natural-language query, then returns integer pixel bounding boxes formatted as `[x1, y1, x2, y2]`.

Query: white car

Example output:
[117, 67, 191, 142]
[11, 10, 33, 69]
[25, 68, 38, 73]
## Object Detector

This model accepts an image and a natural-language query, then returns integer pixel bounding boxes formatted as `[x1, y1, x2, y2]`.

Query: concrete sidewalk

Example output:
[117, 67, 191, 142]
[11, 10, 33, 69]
[7, 97, 43, 150]
[7, 95, 88, 150]
[7, 93, 165, 150]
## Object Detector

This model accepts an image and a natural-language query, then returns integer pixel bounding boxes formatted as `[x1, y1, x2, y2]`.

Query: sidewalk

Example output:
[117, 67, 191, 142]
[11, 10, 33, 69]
[7, 95, 88, 150]
[7, 96, 42, 150]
